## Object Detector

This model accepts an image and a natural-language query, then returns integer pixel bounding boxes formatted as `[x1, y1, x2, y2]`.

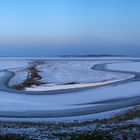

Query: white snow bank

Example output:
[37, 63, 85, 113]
[25, 78, 132, 92]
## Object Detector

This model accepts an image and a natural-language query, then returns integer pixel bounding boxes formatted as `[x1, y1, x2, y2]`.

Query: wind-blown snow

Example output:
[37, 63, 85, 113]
[37, 61, 132, 84]
[0, 59, 29, 70]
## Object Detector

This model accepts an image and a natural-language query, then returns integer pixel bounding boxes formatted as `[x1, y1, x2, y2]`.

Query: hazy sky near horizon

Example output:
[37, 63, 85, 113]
[0, 0, 140, 56]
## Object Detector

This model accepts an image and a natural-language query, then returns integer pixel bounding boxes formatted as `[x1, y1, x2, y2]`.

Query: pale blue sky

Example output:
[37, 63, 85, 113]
[0, 0, 140, 56]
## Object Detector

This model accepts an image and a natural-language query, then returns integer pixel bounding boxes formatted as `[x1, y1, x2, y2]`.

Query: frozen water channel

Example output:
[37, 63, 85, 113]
[0, 58, 139, 121]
